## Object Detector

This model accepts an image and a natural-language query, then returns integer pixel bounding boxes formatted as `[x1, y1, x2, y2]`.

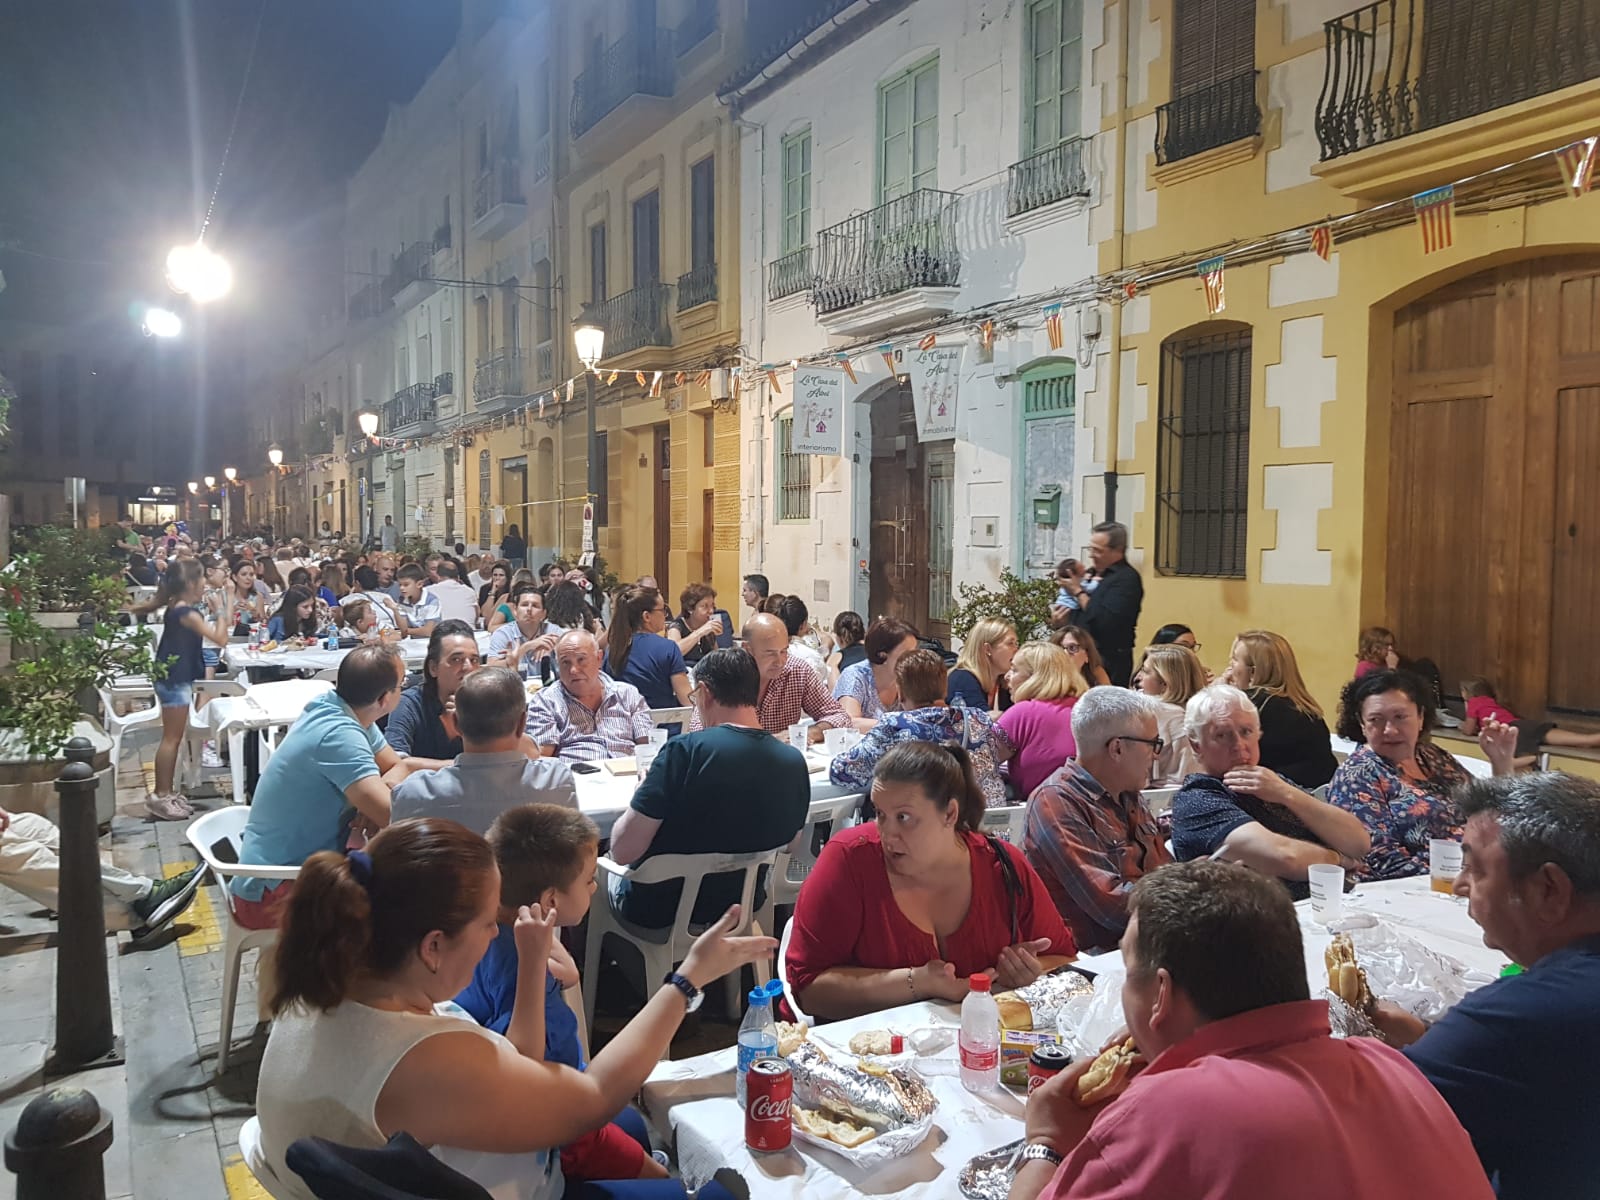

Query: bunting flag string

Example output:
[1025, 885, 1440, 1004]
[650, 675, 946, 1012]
[635, 370, 647, 387]
[649, 371, 663, 398]
[1310, 223, 1333, 261]
[694, 369, 711, 387]
[979, 319, 995, 351]
[606, 370, 619, 385]
[917, 332, 937, 351]
[1555, 136, 1597, 197]
[1042, 303, 1064, 350]
[1412, 185, 1455, 254]
[835, 352, 856, 383]
[765, 365, 781, 393]
[674, 370, 686, 387]
[1198, 257, 1227, 315]
[879, 343, 896, 374]
[1123, 280, 1139, 300]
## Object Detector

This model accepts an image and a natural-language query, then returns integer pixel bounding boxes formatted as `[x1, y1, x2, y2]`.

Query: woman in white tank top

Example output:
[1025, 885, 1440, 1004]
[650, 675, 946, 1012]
[252, 818, 774, 1199]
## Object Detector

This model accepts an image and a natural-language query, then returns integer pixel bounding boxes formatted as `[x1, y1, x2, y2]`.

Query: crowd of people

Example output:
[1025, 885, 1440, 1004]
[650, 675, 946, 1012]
[37, 516, 1589, 1198]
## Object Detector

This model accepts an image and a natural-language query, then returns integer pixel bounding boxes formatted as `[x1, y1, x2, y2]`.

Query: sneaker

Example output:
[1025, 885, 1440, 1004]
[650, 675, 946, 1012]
[144, 792, 192, 821]
[129, 864, 206, 937]
[200, 740, 223, 768]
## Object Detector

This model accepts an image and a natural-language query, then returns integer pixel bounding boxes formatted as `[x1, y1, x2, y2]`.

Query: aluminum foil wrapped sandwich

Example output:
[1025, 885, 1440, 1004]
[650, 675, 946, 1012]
[785, 1040, 937, 1131]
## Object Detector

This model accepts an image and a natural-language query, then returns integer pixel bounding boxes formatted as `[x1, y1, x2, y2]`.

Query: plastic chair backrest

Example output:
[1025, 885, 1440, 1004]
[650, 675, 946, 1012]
[776, 917, 813, 1025]
[978, 804, 1026, 844]
[184, 805, 301, 919]
[647, 706, 693, 730]
[1141, 787, 1178, 818]
[600, 845, 782, 958]
[784, 792, 865, 882]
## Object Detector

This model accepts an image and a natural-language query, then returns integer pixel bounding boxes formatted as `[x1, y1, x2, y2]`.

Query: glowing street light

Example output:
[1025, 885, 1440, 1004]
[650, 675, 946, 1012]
[203, 475, 216, 489]
[267, 444, 283, 468]
[187, 481, 200, 495]
[573, 316, 606, 370]
[142, 307, 183, 338]
[165, 240, 233, 303]
[223, 466, 238, 483]
[357, 410, 379, 439]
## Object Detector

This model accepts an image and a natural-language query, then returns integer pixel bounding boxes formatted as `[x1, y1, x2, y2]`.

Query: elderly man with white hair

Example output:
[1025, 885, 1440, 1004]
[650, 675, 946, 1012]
[1022, 686, 1172, 950]
[1171, 683, 1370, 898]
[525, 629, 654, 761]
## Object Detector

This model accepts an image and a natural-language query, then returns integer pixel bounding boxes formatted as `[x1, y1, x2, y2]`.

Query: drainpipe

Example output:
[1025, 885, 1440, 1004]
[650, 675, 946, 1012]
[1102, 0, 1131, 523]
[729, 106, 768, 570]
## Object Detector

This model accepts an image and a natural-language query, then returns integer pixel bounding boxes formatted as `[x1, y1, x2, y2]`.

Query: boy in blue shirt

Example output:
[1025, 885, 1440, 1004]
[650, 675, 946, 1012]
[456, 804, 667, 1184]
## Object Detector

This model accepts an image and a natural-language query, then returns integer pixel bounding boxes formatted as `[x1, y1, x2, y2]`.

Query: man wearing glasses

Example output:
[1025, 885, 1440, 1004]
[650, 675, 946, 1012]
[1022, 687, 1173, 951]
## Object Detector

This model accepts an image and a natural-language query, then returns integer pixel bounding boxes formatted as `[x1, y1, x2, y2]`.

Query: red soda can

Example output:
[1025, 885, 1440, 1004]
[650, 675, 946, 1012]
[1027, 1044, 1074, 1095]
[745, 1057, 793, 1153]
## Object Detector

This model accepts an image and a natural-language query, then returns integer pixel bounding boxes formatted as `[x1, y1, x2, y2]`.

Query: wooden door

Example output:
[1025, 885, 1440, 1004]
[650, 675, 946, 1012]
[652, 425, 671, 595]
[869, 382, 929, 630]
[701, 488, 715, 586]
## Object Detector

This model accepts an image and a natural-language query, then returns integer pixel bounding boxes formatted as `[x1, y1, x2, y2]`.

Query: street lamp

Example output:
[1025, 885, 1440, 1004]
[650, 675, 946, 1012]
[357, 409, 380, 439]
[573, 309, 607, 548]
[165, 240, 233, 303]
[203, 475, 216, 489]
[223, 466, 237, 482]
[187, 481, 199, 495]
[142, 307, 183, 339]
[267, 444, 283, 468]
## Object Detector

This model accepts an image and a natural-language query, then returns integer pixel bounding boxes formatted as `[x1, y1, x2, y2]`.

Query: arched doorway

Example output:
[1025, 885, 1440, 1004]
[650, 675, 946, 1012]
[1388, 254, 1600, 717]
[865, 377, 954, 642]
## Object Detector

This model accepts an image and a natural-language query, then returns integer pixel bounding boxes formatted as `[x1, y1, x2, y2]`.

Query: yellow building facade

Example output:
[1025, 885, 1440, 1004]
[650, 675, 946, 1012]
[1087, 0, 1600, 726]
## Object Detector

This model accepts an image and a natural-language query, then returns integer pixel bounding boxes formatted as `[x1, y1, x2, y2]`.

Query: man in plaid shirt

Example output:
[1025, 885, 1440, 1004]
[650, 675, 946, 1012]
[691, 614, 849, 741]
[527, 630, 654, 761]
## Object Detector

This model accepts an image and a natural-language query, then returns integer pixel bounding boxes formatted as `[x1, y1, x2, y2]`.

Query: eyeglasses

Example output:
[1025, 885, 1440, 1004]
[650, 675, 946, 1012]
[1111, 734, 1166, 755]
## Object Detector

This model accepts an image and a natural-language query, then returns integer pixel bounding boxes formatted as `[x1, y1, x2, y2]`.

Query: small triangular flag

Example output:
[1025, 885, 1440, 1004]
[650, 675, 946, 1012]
[918, 332, 937, 351]
[879, 344, 896, 373]
[835, 353, 856, 384]
[650, 371, 663, 397]
[1554, 137, 1597, 197]
[1310, 223, 1333, 261]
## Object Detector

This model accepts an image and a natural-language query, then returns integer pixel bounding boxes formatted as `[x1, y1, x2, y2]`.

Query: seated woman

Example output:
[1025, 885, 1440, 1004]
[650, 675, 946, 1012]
[1053, 625, 1111, 689]
[830, 611, 867, 674]
[1327, 668, 1516, 880]
[995, 642, 1083, 799]
[1223, 630, 1338, 789]
[947, 618, 1018, 713]
[786, 742, 1076, 1022]
[829, 649, 1015, 807]
[265, 586, 329, 643]
[833, 617, 920, 730]
[253, 818, 766, 1200]
[486, 569, 538, 633]
[602, 585, 691, 712]
[477, 559, 513, 625]
[286, 567, 335, 631]
[665, 582, 733, 667]
[777, 596, 831, 685]
[1133, 644, 1206, 786]
[385, 621, 482, 764]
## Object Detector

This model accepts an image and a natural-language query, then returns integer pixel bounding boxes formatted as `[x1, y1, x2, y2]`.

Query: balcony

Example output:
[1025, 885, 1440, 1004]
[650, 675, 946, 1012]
[473, 349, 530, 412]
[813, 189, 962, 336]
[592, 283, 672, 357]
[1314, 0, 1600, 198]
[768, 246, 813, 302]
[384, 382, 438, 435]
[1155, 70, 1261, 165]
[348, 279, 388, 322]
[472, 157, 527, 241]
[1007, 138, 1091, 218]
[434, 371, 454, 397]
[676, 0, 719, 56]
[530, 135, 552, 187]
[676, 261, 718, 311]
[385, 242, 440, 308]
[535, 342, 554, 382]
[570, 30, 675, 157]
[433, 223, 452, 251]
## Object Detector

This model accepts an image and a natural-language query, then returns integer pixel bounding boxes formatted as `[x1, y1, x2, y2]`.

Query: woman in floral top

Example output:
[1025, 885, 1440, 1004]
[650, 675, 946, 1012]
[1327, 669, 1516, 879]
[829, 649, 1015, 806]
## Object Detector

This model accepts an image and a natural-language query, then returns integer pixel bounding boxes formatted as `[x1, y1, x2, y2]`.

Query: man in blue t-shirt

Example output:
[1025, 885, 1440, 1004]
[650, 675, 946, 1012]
[1371, 772, 1600, 1200]
[608, 648, 810, 929]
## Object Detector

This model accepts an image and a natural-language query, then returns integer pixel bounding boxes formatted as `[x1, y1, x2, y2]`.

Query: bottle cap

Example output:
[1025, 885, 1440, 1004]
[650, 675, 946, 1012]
[748, 986, 771, 1004]
[968, 974, 991, 991]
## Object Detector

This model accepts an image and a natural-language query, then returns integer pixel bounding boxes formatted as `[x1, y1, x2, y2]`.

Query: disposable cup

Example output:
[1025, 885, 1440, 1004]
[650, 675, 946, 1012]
[1307, 863, 1345, 923]
[788, 724, 807, 753]
[823, 728, 852, 756]
[1430, 839, 1463, 894]
[635, 743, 659, 776]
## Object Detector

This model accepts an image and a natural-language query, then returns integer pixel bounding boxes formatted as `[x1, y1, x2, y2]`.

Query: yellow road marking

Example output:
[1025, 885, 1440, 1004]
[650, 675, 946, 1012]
[162, 860, 223, 958]
[223, 1153, 272, 1200]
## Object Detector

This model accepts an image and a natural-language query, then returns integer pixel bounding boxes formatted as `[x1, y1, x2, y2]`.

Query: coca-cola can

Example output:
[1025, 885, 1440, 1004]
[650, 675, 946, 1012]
[744, 1057, 793, 1153]
[1027, 1043, 1074, 1095]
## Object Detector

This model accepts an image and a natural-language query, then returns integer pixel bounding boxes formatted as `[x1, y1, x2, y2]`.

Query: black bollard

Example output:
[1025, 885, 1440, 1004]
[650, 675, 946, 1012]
[45, 753, 123, 1075]
[4, 1087, 114, 1200]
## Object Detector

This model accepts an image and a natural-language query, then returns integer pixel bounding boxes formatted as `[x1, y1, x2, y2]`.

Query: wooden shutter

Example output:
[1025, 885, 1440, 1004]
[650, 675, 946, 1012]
[632, 192, 660, 289]
[691, 157, 716, 271]
[880, 73, 913, 202]
[1171, 0, 1255, 98]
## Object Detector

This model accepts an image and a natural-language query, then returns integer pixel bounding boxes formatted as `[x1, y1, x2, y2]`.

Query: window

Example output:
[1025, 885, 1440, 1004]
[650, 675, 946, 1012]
[479, 449, 492, 546]
[502, 280, 521, 355]
[1156, 324, 1252, 578]
[690, 156, 716, 270]
[632, 190, 660, 289]
[533, 259, 553, 344]
[1025, 0, 1083, 153]
[474, 294, 491, 358]
[781, 127, 812, 253]
[775, 414, 811, 521]
[396, 345, 409, 391]
[1172, 0, 1255, 98]
[878, 58, 939, 202]
[477, 122, 490, 171]
[589, 222, 608, 304]
[594, 431, 609, 525]
[441, 315, 454, 374]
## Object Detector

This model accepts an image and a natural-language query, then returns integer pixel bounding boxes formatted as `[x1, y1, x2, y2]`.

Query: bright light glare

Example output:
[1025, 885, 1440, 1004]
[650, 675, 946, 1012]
[142, 307, 183, 338]
[267, 444, 283, 467]
[203, 475, 216, 489]
[357, 410, 379, 437]
[223, 467, 238, 482]
[166, 240, 233, 303]
[573, 321, 605, 369]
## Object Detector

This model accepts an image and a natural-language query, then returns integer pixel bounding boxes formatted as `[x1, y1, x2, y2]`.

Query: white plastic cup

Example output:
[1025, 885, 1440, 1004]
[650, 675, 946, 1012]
[635, 743, 659, 776]
[1430, 839, 1464, 894]
[1307, 863, 1345, 924]
[823, 727, 851, 756]
[788, 724, 807, 753]
[648, 728, 669, 747]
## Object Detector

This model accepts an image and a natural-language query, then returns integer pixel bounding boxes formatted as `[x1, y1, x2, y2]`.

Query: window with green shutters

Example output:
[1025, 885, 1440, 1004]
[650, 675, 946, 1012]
[1025, 0, 1083, 154]
[878, 58, 939, 203]
[781, 127, 811, 255]
[776, 414, 811, 522]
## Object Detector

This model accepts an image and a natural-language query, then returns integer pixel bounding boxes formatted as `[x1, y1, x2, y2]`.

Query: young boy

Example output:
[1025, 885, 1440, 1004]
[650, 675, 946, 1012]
[1460, 676, 1600, 765]
[394, 563, 441, 638]
[456, 804, 668, 1184]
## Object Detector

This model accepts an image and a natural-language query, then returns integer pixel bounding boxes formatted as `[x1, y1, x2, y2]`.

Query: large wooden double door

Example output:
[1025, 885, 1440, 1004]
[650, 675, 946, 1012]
[868, 381, 954, 644]
[1390, 256, 1600, 715]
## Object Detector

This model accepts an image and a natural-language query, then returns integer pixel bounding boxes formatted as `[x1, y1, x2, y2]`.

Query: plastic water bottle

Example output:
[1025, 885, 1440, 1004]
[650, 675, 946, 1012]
[959, 973, 1000, 1093]
[735, 984, 780, 1108]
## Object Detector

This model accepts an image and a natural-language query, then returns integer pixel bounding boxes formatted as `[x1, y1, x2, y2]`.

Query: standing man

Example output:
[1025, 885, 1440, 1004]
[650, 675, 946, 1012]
[380, 513, 398, 554]
[1054, 521, 1142, 687]
[741, 573, 769, 618]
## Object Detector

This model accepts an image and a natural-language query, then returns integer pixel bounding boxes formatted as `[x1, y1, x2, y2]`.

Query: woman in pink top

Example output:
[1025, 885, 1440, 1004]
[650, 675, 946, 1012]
[997, 642, 1084, 798]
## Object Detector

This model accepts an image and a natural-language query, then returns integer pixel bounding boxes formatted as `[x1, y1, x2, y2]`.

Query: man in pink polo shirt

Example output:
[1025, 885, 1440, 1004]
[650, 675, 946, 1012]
[1010, 861, 1493, 1200]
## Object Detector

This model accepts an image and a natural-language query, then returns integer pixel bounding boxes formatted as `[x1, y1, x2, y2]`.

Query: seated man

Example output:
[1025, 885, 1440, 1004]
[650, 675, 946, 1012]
[526, 629, 654, 762]
[429, 559, 481, 627]
[696, 612, 848, 740]
[233, 644, 418, 929]
[392, 667, 577, 834]
[608, 648, 810, 929]
[1023, 687, 1172, 951]
[1373, 773, 1600, 1200]
[1011, 860, 1494, 1200]
[1171, 683, 1370, 897]
[487, 582, 562, 678]
[394, 564, 441, 638]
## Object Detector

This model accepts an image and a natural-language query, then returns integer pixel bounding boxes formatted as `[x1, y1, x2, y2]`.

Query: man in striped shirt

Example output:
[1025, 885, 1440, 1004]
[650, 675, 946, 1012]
[527, 630, 654, 761]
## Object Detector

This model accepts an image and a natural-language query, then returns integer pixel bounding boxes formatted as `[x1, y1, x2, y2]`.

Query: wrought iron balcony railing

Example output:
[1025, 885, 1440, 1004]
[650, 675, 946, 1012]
[676, 262, 718, 310]
[812, 189, 961, 316]
[1007, 137, 1091, 217]
[592, 283, 672, 356]
[384, 242, 436, 302]
[1155, 70, 1261, 165]
[1317, 0, 1600, 161]
[768, 246, 813, 301]
[535, 342, 554, 381]
[571, 30, 675, 139]
[384, 382, 438, 432]
[473, 158, 524, 221]
[676, 0, 718, 54]
[433, 371, 454, 397]
[348, 279, 388, 322]
[433, 223, 452, 251]
[473, 350, 530, 405]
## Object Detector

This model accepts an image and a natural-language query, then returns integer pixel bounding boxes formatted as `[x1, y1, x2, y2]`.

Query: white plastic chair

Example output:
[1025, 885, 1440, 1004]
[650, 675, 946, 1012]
[181, 679, 246, 791]
[979, 803, 1027, 844]
[770, 792, 864, 912]
[565, 982, 590, 1064]
[185, 805, 301, 1074]
[646, 706, 693, 734]
[239, 1115, 292, 1198]
[776, 918, 815, 1026]
[311, 667, 341, 683]
[1141, 787, 1178, 818]
[582, 845, 783, 1039]
[95, 685, 164, 772]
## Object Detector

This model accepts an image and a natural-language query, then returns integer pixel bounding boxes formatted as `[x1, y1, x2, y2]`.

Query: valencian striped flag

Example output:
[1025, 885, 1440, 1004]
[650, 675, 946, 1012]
[606, 370, 619, 385]
[1310, 223, 1333, 261]
[694, 369, 711, 388]
[764, 365, 781, 393]
[879, 343, 896, 373]
[1198, 257, 1226, 315]
[979, 319, 995, 350]
[835, 352, 857, 383]
[918, 332, 937, 351]
[635, 370, 647, 387]
[1555, 137, 1597, 197]
[1412, 186, 1455, 254]
[1043, 303, 1064, 350]
[650, 371, 663, 398]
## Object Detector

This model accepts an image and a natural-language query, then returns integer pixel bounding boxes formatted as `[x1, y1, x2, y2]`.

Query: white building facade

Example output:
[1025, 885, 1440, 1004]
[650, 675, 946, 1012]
[729, 0, 1106, 642]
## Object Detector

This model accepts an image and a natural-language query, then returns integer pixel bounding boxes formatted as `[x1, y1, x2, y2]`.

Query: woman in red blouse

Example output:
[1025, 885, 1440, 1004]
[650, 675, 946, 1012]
[786, 742, 1077, 1021]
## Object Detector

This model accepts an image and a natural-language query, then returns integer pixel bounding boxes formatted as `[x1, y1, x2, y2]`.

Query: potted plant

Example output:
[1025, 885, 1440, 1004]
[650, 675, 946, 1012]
[948, 568, 1060, 644]
[10, 524, 126, 633]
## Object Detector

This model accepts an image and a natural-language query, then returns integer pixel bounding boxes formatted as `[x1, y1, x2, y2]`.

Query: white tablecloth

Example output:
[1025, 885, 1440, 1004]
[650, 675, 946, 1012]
[205, 678, 335, 739]
[223, 630, 493, 676]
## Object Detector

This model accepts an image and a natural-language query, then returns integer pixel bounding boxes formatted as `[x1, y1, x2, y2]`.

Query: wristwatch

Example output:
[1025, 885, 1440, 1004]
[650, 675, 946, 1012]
[1021, 1143, 1064, 1168]
[663, 971, 704, 1013]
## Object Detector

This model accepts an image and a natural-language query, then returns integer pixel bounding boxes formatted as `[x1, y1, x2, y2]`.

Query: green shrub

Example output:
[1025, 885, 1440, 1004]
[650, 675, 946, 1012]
[948, 568, 1058, 643]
